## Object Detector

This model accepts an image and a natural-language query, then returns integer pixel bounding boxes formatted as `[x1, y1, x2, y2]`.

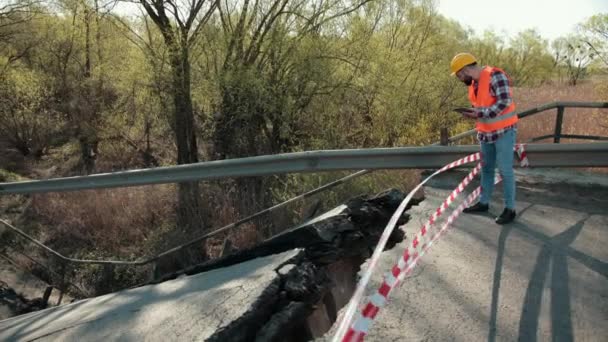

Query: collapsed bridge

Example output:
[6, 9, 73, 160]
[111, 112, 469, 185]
[0, 102, 607, 341]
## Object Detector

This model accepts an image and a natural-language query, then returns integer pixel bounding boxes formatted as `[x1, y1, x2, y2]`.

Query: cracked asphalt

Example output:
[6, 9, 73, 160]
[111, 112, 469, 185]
[0, 250, 300, 342]
[1, 168, 606, 342]
[321, 169, 608, 341]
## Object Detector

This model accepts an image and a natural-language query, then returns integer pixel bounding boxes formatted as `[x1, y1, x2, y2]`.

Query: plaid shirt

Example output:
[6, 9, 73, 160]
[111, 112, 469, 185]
[474, 69, 516, 143]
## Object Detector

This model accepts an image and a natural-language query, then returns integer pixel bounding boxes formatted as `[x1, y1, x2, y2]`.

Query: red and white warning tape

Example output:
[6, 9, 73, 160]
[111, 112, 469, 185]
[343, 182, 493, 341]
[333, 144, 529, 342]
[331, 152, 481, 341]
[423, 163, 481, 234]
[516, 143, 529, 167]
[439, 152, 481, 173]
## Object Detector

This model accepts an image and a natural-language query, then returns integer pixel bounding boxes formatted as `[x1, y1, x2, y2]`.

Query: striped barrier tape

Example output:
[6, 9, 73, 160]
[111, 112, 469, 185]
[516, 143, 529, 167]
[344, 178, 498, 341]
[422, 163, 482, 235]
[333, 144, 529, 342]
[331, 152, 481, 341]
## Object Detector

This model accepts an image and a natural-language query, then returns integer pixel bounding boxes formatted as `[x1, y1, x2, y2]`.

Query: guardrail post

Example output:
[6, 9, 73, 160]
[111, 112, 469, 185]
[149, 261, 158, 283]
[220, 238, 236, 257]
[42, 286, 53, 307]
[103, 264, 114, 293]
[554, 106, 565, 143]
[440, 128, 449, 146]
[56, 261, 66, 306]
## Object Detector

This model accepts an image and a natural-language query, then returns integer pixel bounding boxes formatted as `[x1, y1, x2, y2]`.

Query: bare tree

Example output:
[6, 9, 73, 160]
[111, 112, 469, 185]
[135, 0, 218, 237]
[214, 0, 375, 158]
[0, 0, 38, 30]
[0, 0, 41, 75]
[208, 0, 374, 231]
[552, 36, 594, 86]
[579, 14, 608, 67]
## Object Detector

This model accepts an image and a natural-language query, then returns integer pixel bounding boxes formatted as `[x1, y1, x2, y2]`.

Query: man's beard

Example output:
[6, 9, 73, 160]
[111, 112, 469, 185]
[462, 76, 473, 86]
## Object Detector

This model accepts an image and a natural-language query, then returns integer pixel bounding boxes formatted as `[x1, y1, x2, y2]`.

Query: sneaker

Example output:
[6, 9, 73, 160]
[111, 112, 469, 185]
[463, 202, 489, 213]
[495, 208, 516, 225]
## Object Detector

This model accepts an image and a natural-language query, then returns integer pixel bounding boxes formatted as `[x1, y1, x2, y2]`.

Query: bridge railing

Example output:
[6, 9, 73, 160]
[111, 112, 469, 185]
[436, 101, 608, 146]
[1, 101, 607, 302]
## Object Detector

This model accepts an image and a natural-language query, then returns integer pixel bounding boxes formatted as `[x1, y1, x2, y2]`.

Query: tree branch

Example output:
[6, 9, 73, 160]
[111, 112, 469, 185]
[187, 0, 218, 47]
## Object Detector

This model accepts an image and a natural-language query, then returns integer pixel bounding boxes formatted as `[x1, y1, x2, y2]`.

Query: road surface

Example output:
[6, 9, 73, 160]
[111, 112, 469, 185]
[322, 169, 608, 341]
[0, 250, 300, 341]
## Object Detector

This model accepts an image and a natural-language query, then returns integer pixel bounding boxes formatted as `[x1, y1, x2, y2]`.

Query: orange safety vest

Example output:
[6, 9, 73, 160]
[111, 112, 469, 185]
[468, 66, 518, 133]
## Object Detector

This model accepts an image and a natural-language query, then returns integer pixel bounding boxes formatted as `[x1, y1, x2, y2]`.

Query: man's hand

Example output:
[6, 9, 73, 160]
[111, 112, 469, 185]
[460, 109, 478, 119]
[453, 107, 478, 119]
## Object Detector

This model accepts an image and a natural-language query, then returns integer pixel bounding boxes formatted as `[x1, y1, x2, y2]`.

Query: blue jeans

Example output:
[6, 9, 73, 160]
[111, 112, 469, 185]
[480, 129, 516, 209]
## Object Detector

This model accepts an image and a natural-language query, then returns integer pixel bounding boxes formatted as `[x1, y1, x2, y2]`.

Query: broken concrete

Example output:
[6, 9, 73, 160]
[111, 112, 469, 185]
[0, 189, 417, 341]
[320, 169, 608, 341]
[0, 256, 70, 320]
[0, 280, 48, 320]
[0, 249, 302, 341]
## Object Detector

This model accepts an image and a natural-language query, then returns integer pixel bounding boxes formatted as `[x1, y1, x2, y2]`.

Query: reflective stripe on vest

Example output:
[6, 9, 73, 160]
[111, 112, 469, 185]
[478, 110, 518, 124]
[468, 66, 518, 133]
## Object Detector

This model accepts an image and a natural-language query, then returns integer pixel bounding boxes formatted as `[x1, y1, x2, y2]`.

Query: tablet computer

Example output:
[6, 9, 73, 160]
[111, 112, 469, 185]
[453, 107, 474, 114]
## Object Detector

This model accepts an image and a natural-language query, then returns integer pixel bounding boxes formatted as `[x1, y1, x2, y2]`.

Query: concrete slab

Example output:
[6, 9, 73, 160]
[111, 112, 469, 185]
[321, 172, 608, 341]
[0, 250, 300, 342]
[0, 257, 70, 319]
[0, 189, 411, 341]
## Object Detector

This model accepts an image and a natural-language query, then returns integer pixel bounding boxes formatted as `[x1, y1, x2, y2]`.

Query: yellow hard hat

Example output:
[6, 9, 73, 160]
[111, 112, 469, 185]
[450, 53, 477, 76]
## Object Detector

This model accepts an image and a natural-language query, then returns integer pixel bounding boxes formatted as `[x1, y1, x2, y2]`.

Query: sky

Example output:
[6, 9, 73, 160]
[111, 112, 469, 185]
[437, 0, 608, 41]
[113, 0, 607, 41]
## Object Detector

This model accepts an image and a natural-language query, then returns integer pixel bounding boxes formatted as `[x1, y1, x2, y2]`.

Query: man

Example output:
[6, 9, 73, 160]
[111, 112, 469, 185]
[450, 52, 517, 225]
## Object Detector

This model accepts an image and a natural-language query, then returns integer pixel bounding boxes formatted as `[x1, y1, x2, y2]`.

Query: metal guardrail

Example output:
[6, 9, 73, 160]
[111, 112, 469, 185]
[528, 134, 608, 143]
[0, 170, 371, 266]
[0, 101, 607, 297]
[1, 143, 607, 274]
[434, 101, 608, 145]
[1, 143, 607, 195]
[0, 251, 86, 298]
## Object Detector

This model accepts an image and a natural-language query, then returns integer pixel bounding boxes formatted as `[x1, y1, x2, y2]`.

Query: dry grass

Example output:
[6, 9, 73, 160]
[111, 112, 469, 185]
[513, 80, 608, 144]
[30, 185, 176, 255]
[205, 169, 423, 259]
[513, 80, 608, 174]
[201, 185, 262, 259]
